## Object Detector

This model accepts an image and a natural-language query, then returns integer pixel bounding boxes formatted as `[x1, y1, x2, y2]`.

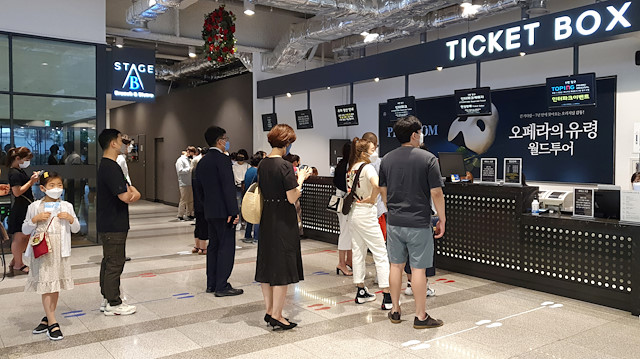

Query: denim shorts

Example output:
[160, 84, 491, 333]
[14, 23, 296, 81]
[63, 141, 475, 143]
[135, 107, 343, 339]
[387, 224, 434, 269]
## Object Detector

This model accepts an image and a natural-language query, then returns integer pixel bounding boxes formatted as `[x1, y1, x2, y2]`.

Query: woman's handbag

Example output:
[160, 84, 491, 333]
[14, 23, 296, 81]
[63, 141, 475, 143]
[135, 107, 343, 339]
[341, 164, 366, 215]
[326, 195, 344, 214]
[30, 218, 54, 259]
[242, 182, 263, 224]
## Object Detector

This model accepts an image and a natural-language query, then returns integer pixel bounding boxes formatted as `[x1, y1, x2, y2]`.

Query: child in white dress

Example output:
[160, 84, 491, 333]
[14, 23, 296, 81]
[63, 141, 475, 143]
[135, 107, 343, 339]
[23, 171, 80, 341]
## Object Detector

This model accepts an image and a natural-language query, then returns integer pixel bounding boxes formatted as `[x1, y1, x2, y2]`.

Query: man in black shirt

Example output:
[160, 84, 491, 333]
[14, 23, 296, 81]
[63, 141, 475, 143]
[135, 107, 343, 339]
[97, 129, 141, 316]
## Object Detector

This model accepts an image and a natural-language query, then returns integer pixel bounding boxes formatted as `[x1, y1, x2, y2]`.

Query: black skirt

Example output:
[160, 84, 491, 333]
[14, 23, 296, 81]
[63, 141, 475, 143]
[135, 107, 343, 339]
[8, 203, 28, 235]
[255, 200, 304, 286]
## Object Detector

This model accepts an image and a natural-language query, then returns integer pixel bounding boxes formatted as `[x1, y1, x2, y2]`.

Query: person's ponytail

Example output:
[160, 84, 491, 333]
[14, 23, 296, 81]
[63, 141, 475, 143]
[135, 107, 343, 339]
[348, 137, 360, 172]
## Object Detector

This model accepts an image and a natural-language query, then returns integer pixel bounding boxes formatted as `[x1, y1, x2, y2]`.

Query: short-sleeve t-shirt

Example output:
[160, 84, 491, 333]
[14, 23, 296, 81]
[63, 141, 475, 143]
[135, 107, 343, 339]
[97, 158, 129, 233]
[346, 162, 377, 200]
[8, 168, 34, 206]
[379, 146, 444, 228]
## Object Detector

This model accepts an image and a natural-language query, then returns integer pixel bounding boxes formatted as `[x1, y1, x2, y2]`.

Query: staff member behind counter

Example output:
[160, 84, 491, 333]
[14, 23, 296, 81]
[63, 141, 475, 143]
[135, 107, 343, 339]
[632, 172, 640, 191]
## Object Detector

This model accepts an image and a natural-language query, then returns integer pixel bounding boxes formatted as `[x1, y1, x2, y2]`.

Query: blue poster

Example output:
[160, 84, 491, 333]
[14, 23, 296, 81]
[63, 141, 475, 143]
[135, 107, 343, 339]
[379, 77, 616, 184]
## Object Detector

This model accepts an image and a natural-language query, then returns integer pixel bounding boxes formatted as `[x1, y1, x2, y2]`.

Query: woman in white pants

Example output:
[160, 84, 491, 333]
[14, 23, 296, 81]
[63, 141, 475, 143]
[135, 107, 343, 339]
[334, 143, 353, 276]
[346, 138, 391, 310]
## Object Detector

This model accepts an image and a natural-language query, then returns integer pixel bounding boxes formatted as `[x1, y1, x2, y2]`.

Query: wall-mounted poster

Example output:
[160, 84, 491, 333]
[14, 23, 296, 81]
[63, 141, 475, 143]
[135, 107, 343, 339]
[262, 113, 277, 132]
[335, 104, 358, 127]
[573, 188, 595, 218]
[379, 77, 616, 184]
[295, 109, 313, 130]
[454, 87, 492, 116]
[480, 158, 497, 183]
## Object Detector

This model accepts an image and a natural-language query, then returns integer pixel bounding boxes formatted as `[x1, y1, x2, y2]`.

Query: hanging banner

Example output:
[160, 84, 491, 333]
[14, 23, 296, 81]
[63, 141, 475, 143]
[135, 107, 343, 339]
[455, 87, 492, 116]
[295, 109, 314, 130]
[547, 73, 597, 108]
[110, 48, 156, 102]
[261, 113, 277, 132]
[380, 77, 615, 184]
[335, 104, 359, 127]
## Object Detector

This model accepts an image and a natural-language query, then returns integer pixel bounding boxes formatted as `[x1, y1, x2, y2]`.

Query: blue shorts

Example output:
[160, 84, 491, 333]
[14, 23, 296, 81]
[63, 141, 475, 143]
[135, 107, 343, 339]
[387, 224, 434, 269]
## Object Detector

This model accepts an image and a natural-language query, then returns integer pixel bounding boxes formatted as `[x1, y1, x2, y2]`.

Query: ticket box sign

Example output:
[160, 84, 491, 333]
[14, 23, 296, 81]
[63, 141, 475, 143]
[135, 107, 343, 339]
[386, 96, 416, 121]
[335, 104, 359, 127]
[110, 48, 156, 102]
[262, 113, 278, 132]
[295, 109, 313, 130]
[547, 73, 597, 108]
[455, 87, 492, 116]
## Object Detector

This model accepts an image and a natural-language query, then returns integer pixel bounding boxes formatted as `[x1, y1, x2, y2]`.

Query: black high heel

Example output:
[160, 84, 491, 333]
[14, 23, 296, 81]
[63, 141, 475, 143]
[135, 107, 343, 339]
[269, 317, 297, 330]
[264, 314, 289, 326]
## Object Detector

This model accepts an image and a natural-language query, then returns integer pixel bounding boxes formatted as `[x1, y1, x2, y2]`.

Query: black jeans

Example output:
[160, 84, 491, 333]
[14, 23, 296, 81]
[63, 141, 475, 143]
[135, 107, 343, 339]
[99, 232, 128, 306]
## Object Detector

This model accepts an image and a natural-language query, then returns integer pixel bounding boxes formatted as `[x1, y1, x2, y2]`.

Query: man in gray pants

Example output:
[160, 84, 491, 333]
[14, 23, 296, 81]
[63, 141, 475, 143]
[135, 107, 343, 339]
[379, 115, 446, 329]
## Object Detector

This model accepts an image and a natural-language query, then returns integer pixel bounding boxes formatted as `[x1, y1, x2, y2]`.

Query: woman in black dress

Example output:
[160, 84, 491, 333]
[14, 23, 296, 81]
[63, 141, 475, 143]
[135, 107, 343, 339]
[7, 147, 38, 276]
[256, 124, 311, 330]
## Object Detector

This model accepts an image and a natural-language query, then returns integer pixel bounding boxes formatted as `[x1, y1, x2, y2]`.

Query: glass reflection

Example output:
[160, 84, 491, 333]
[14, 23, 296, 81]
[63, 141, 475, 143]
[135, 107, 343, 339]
[0, 35, 8, 91]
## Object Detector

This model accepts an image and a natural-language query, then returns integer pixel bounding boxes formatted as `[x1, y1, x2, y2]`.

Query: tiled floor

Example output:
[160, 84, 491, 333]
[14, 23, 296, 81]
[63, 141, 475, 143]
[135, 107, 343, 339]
[0, 201, 638, 359]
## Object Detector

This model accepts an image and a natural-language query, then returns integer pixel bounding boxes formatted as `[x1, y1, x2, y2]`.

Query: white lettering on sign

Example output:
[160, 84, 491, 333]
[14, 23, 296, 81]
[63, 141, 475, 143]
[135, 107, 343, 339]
[447, 1, 632, 61]
[113, 62, 155, 74]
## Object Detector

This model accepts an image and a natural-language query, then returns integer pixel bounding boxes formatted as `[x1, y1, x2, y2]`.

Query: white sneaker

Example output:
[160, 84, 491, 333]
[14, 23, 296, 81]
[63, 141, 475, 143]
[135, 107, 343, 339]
[427, 286, 436, 297]
[104, 303, 136, 316]
[99, 298, 108, 312]
[404, 283, 413, 296]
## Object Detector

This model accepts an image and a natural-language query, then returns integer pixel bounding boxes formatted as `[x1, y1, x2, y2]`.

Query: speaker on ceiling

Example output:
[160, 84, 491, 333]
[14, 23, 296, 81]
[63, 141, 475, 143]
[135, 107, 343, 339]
[636, 51, 640, 66]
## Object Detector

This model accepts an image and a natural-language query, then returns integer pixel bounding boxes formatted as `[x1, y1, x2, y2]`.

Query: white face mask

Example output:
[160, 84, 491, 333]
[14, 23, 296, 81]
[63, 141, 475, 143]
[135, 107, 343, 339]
[419, 132, 424, 145]
[127, 144, 134, 153]
[633, 182, 640, 191]
[369, 149, 379, 162]
[45, 187, 64, 200]
[19, 160, 30, 169]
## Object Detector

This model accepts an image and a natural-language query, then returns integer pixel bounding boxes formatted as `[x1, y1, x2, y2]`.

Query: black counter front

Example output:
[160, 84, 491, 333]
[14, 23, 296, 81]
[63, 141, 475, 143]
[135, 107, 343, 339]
[439, 183, 640, 315]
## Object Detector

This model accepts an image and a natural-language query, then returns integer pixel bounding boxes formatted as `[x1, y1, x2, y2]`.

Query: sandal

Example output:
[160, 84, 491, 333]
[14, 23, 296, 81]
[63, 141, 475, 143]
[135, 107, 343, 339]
[199, 248, 207, 255]
[46, 323, 63, 341]
[13, 265, 29, 275]
[33, 317, 48, 334]
[192, 247, 199, 254]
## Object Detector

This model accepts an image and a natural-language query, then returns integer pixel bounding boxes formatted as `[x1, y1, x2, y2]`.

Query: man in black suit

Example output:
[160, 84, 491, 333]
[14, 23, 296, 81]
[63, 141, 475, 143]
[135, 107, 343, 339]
[194, 126, 243, 297]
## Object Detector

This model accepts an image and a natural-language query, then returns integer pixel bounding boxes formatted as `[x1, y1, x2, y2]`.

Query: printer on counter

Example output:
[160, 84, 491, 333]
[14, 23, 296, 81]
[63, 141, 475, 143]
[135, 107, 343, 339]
[539, 191, 574, 213]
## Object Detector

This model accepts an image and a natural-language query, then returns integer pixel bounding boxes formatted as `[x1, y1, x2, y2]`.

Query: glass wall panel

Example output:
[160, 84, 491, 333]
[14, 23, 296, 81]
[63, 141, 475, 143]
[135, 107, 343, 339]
[0, 35, 8, 91]
[0, 94, 10, 152]
[12, 37, 96, 97]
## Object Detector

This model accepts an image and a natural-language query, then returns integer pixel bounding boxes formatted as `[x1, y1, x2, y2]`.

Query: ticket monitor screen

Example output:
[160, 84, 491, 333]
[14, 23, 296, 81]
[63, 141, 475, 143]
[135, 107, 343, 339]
[438, 152, 466, 179]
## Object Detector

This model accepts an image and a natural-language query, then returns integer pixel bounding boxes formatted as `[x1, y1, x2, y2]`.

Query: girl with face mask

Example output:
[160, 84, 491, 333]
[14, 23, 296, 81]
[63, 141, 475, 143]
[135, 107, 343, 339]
[23, 171, 80, 341]
[6, 147, 38, 276]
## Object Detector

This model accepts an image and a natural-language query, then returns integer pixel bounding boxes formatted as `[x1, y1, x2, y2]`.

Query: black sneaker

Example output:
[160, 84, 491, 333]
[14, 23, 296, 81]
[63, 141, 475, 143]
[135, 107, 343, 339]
[388, 311, 402, 324]
[32, 317, 48, 334]
[46, 323, 64, 341]
[413, 314, 443, 329]
[381, 292, 393, 310]
[355, 286, 376, 304]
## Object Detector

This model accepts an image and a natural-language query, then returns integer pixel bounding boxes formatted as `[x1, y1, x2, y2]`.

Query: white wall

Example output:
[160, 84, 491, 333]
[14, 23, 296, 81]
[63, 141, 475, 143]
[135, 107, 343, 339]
[0, 0, 106, 44]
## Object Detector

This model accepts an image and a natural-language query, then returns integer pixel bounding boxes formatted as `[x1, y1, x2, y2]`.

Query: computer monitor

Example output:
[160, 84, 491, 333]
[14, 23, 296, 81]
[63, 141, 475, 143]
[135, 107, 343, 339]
[438, 152, 466, 179]
[594, 189, 620, 219]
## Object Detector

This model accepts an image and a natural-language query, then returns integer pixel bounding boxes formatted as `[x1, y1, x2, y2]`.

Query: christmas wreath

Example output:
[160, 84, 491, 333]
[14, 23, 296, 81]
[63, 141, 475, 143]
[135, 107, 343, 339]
[202, 5, 237, 63]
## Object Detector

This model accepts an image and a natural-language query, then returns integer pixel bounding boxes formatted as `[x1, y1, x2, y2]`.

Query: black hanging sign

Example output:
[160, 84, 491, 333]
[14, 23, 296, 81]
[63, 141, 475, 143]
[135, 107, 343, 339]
[547, 73, 597, 108]
[261, 113, 278, 132]
[386, 96, 416, 121]
[335, 104, 359, 127]
[454, 87, 492, 116]
[295, 109, 314, 130]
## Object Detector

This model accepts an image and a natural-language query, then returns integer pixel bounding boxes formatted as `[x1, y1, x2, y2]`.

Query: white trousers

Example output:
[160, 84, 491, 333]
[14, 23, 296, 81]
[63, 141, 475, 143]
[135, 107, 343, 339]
[336, 189, 352, 250]
[349, 204, 390, 288]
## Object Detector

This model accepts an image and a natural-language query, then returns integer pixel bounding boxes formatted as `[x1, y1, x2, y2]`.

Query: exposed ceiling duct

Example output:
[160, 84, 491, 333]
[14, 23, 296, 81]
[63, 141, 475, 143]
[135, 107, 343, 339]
[259, 0, 524, 71]
[126, 0, 185, 31]
[155, 53, 252, 81]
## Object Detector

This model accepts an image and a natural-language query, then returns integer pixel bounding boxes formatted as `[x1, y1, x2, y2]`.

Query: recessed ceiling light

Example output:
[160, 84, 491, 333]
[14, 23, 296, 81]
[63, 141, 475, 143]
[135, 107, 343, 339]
[41, 62, 48, 66]
[519, 52, 526, 56]
[374, 77, 380, 82]
[286, 92, 292, 97]
[115, 37, 124, 48]
[244, 0, 255, 15]
[327, 87, 331, 90]
[188, 46, 196, 58]
[437, 66, 443, 71]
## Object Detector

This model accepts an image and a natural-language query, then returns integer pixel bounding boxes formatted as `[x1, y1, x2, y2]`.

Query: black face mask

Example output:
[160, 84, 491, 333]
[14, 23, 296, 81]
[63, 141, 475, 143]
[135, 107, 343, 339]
[188, 156, 193, 159]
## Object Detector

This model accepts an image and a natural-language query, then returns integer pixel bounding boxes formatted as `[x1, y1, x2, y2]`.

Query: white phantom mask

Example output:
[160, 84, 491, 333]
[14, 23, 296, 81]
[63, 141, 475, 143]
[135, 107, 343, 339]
[447, 103, 499, 155]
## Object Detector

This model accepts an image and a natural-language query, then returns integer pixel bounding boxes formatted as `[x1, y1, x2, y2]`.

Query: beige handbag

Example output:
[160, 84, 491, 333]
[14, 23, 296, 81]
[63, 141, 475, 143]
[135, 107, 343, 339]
[241, 182, 263, 224]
